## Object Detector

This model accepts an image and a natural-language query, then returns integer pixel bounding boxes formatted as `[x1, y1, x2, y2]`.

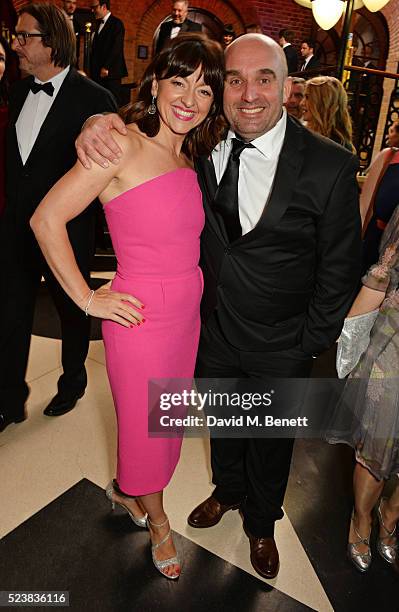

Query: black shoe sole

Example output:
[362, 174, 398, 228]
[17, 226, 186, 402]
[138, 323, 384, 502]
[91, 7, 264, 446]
[0, 414, 26, 433]
[43, 393, 84, 417]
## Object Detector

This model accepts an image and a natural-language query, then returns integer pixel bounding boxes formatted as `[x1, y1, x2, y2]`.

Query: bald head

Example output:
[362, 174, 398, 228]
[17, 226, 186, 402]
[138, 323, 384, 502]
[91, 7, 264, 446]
[225, 34, 288, 81]
[223, 33, 291, 140]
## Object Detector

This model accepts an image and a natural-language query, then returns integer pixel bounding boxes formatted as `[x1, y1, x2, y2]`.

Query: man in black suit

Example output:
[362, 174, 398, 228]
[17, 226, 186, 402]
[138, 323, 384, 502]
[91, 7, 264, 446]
[278, 28, 298, 74]
[300, 39, 320, 72]
[62, 0, 81, 66]
[89, 0, 127, 105]
[155, 0, 202, 55]
[0, 3, 116, 433]
[187, 34, 361, 578]
[74, 34, 362, 580]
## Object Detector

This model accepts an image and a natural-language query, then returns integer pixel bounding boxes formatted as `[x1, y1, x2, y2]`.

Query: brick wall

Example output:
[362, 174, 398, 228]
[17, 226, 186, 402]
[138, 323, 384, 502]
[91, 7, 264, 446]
[11, 0, 313, 82]
[255, 0, 313, 45]
[10, 0, 399, 137]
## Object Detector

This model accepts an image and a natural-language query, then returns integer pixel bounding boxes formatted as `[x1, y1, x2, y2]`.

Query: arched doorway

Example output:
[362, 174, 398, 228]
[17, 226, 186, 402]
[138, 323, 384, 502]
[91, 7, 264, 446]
[314, 7, 389, 69]
[134, 0, 247, 85]
[153, 8, 225, 51]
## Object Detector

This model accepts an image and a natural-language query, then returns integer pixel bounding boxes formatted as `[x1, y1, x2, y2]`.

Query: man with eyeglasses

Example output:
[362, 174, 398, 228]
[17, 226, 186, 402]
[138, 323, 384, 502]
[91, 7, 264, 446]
[89, 0, 127, 105]
[0, 3, 116, 433]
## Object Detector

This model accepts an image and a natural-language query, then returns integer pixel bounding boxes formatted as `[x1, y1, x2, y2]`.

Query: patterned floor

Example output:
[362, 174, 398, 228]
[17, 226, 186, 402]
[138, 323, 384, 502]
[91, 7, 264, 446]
[1, 278, 398, 611]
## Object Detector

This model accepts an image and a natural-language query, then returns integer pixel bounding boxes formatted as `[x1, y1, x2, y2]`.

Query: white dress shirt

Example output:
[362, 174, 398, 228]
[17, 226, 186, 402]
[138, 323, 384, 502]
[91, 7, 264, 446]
[97, 11, 111, 35]
[301, 54, 314, 71]
[16, 66, 70, 165]
[211, 109, 287, 235]
[170, 22, 184, 39]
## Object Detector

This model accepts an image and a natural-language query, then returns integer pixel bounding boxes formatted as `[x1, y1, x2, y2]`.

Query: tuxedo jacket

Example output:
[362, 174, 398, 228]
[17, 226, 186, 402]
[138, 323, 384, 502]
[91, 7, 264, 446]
[90, 14, 128, 81]
[3, 68, 117, 268]
[301, 55, 320, 72]
[195, 116, 362, 356]
[155, 18, 202, 54]
[283, 44, 298, 74]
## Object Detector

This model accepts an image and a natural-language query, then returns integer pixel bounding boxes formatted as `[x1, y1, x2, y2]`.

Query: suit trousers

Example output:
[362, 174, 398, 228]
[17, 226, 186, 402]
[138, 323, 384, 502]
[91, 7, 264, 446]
[0, 258, 90, 417]
[195, 311, 313, 537]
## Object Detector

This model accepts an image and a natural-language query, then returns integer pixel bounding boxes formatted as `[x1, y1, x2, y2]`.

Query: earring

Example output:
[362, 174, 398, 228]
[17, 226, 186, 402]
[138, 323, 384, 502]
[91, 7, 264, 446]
[148, 95, 157, 115]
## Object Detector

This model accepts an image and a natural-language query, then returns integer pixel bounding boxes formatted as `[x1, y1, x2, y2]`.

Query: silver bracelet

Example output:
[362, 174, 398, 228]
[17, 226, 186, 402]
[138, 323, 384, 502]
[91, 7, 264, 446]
[84, 290, 95, 317]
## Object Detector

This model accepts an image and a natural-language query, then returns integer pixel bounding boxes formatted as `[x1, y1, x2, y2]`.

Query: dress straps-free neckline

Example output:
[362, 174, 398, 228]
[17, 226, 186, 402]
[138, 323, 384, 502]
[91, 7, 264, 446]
[104, 167, 196, 208]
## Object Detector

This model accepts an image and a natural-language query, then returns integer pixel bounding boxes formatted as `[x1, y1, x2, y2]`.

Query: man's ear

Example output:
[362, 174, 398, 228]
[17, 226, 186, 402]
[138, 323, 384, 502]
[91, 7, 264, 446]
[283, 77, 292, 105]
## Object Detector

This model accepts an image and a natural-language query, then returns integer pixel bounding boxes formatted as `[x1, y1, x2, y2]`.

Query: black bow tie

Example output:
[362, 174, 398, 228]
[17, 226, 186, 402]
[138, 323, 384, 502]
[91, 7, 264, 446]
[30, 81, 54, 97]
[173, 22, 183, 28]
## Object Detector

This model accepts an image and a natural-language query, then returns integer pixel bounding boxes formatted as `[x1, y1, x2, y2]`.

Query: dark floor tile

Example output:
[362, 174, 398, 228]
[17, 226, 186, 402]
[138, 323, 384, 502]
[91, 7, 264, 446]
[0, 480, 312, 612]
[286, 440, 399, 612]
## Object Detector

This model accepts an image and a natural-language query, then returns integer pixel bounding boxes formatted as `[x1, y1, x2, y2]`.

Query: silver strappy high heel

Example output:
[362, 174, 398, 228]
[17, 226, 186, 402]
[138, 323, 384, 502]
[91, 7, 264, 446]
[148, 516, 181, 580]
[347, 512, 372, 572]
[377, 498, 398, 564]
[105, 480, 147, 528]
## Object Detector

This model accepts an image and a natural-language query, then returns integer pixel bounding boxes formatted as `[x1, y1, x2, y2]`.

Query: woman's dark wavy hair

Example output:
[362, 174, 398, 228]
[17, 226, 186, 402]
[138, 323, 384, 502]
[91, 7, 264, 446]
[0, 36, 11, 106]
[121, 33, 227, 158]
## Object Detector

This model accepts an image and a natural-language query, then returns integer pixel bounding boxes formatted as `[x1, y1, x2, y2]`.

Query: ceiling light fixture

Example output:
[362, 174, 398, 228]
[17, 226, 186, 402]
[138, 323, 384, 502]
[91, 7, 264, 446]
[362, 0, 390, 11]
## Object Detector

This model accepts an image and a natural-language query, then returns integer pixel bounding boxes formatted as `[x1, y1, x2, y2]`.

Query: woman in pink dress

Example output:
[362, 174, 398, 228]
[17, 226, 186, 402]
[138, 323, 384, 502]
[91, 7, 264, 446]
[30, 34, 225, 579]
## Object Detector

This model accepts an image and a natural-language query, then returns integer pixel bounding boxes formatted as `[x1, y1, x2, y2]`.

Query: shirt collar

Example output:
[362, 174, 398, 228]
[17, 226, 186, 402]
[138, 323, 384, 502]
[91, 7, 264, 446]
[224, 107, 287, 160]
[34, 65, 70, 94]
[102, 11, 111, 24]
[283, 42, 291, 49]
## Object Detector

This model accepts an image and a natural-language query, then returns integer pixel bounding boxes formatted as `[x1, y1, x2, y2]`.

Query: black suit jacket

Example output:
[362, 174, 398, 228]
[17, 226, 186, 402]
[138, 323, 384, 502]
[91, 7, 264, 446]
[283, 44, 298, 74]
[90, 14, 128, 81]
[155, 18, 202, 55]
[301, 55, 320, 72]
[3, 68, 117, 268]
[195, 117, 362, 356]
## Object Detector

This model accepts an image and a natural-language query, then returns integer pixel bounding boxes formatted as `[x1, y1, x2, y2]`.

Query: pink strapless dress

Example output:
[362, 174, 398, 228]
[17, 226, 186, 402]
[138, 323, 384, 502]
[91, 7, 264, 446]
[102, 168, 204, 495]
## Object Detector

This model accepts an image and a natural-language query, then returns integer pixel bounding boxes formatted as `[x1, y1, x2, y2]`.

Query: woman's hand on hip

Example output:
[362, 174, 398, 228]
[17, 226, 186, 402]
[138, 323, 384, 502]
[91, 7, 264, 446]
[84, 283, 145, 327]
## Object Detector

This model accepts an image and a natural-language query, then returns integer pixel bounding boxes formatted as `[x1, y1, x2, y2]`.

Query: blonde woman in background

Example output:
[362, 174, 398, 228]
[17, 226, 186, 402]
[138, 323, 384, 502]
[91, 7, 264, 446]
[301, 75, 355, 152]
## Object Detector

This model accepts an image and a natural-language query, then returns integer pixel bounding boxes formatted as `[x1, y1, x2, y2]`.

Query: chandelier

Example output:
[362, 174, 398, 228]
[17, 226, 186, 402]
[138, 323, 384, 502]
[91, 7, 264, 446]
[293, 0, 390, 30]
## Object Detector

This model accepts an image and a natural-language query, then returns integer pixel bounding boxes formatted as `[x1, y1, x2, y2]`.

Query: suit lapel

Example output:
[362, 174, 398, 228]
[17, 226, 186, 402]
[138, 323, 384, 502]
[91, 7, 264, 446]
[9, 79, 31, 168]
[10, 80, 31, 124]
[93, 15, 110, 43]
[98, 14, 112, 37]
[239, 116, 305, 243]
[24, 69, 77, 167]
[180, 21, 190, 33]
[195, 155, 225, 241]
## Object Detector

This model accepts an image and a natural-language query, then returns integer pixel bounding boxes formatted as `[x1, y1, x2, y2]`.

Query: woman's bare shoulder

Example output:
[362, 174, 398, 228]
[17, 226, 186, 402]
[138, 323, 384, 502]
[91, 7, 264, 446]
[110, 123, 142, 154]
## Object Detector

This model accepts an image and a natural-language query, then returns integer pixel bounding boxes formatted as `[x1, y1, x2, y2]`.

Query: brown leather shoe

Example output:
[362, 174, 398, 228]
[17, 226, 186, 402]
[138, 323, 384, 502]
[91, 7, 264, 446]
[246, 531, 280, 579]
[187, 495, 241, 528]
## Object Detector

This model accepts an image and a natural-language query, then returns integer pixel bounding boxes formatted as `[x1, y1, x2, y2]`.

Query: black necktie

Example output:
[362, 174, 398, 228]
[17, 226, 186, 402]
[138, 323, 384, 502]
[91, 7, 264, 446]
[29, 81, 54, 97]
[213, 138, 255, 242]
